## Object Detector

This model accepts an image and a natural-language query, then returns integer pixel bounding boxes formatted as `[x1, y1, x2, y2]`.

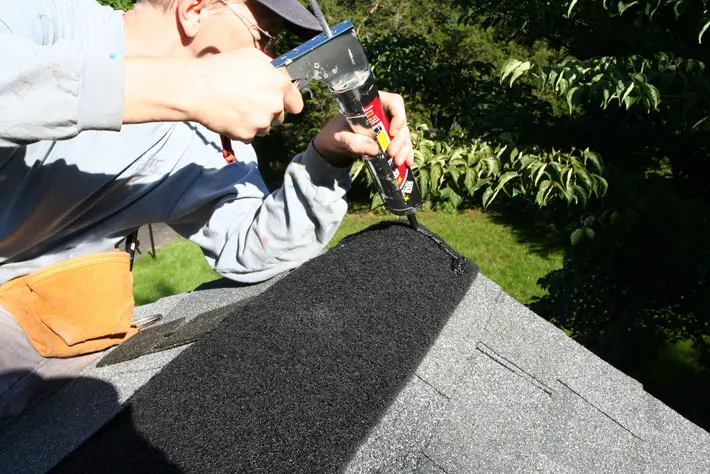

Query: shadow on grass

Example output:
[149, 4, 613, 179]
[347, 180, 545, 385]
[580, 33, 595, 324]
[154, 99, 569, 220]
[633, 342, 710, 430]
[485, 208, 566, 260]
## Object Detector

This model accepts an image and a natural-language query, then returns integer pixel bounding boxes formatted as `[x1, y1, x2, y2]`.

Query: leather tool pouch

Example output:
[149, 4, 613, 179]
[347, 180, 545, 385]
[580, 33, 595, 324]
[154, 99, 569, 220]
[0, 252, 138, 358]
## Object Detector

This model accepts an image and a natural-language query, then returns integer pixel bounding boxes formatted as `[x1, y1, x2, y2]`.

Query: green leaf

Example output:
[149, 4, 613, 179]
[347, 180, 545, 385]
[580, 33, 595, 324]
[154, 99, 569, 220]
[623, 94, 638, 109]
[481, 187, 495, 209]
[617, 0, 638, 15]
[496, 171, 520, 190]
[430, 164, 442, 194]
[692, 116, 709, 130]
[535, 163, 549, 185]
[585, 227, 596, 240]
[602, 87, 611, 108]
[483, 157, 501, 176]
[439, 186, 463, 209]
[566, 86, 582, 114]
[584, 150, 603, 173]
[620, 82, 635, 103]
[535, 180, 552, 207]
[571, 184, 588, 207]
[673, 0, 687, 19]
[464, 168, 477, 193]
[370, 191, 384, 211]
[610, 209, 621, 228]
[349, 159, 365, 180]
[418, 170, 430, 200]
[570, 228, 586, 245]
[470, 178, 492, 196]
[644, 83, 661, 110]
[700, 19, 710, 44]
[597, 177, 609, 197]
[500, 59, 523, 84]
[509, 61, 532, 87]
[574, 166, 594, 190]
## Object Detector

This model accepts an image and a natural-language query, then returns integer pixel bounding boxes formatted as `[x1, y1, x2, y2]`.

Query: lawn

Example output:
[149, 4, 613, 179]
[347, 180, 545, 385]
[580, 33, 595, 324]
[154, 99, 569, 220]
[132, 210, 564, 306]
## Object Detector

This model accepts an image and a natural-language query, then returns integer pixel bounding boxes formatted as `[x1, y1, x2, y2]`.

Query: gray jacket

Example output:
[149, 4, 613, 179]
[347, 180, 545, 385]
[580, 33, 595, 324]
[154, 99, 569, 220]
[0, 0, 351, 285]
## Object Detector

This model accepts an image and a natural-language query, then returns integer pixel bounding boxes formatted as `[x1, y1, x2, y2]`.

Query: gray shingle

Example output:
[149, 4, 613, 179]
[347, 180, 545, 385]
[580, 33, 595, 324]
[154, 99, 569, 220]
[415, 455, 449, 473]
[132, 293, 188, 321]
[537, 382, 645, 474]
[414, 275, 501, 397]
[0, 345, 189, 474]
[159, 277, 281, 324]
[3, 225, 710, 474]
[343, 376, 449, 473]
[481, 290, 647, 439]
[424, 350, 552, 473]
[643, 393, 710, 474]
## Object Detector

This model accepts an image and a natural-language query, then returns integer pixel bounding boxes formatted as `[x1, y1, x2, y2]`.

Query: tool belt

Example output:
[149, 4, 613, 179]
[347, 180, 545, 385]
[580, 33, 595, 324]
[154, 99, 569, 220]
[0, 251, 138, 358]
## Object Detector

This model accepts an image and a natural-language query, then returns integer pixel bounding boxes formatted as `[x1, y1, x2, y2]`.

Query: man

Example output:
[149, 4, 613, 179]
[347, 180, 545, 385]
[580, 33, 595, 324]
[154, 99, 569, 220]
[0, 0, 413, 423]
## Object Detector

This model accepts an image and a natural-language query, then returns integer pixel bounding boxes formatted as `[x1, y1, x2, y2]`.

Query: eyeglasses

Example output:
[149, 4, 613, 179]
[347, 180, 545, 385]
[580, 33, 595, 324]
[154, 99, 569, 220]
[219, 0, 281, 54]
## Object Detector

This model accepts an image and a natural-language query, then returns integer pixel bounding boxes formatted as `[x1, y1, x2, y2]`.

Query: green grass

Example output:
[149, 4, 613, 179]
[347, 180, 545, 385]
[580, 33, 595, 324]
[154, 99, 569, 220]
[132, 240, 221, 306]
[132, 210, 564, 306]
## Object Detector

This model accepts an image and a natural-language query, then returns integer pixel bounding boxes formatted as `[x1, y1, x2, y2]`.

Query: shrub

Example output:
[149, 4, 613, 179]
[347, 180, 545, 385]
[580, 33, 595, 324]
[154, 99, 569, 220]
[349, 124, 607, 212]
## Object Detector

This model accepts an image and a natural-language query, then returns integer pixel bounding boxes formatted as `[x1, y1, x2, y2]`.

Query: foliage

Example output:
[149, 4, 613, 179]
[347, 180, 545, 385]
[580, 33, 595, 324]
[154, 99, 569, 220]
[98, 0, 134, 10]
[501, 54, 709, 129]
[531, 167, 710, 364]
[564, 0, 710, 45]
[349, 125, 607, 212]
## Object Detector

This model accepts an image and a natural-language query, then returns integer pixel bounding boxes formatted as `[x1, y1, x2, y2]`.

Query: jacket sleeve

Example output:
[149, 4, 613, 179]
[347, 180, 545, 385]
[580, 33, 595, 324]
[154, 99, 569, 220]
[167, 142, 351, 283]
[0, 0, 124, 146]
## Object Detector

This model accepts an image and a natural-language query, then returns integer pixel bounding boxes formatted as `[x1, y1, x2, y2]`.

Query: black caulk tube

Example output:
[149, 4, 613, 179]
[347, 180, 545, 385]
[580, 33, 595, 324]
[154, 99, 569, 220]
[330, 70, 422, 227]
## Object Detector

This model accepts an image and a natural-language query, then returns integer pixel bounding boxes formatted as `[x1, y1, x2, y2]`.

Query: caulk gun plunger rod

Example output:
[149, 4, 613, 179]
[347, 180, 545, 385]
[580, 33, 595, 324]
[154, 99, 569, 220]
[309, 0, 332, 37]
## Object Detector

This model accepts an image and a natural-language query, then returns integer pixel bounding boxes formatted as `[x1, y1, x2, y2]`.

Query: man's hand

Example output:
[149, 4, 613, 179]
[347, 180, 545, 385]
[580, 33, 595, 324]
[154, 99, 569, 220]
[313, 91, 414, 168]
[123, 49, 303, 142]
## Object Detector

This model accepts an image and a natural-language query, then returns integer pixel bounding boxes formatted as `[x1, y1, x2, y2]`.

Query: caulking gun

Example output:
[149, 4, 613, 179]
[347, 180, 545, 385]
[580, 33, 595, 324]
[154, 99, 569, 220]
[222, 3, 423, 228]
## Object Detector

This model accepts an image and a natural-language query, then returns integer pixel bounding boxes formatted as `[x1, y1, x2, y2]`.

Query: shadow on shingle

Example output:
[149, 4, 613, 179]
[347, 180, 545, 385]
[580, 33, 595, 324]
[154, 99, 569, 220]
[51, 222, 479, 473]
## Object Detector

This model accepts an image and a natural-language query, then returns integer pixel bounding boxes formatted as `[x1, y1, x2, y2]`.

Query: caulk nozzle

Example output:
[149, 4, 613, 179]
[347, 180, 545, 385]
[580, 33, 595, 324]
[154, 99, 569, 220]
[407, 214, 419, 230]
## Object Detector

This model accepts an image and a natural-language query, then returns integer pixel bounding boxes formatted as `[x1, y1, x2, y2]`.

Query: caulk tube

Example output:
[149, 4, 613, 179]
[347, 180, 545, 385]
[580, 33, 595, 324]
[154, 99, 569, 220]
[330, 70, 423, 216]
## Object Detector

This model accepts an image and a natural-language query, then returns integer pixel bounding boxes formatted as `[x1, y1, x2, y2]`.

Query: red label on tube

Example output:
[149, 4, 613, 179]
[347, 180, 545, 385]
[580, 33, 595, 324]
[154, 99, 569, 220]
[363, 97, 408, 189]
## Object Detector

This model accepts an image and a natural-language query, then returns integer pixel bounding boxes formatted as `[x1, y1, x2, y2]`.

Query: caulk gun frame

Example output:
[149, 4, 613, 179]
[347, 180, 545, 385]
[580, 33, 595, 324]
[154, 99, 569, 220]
[271, 20, 369, 91]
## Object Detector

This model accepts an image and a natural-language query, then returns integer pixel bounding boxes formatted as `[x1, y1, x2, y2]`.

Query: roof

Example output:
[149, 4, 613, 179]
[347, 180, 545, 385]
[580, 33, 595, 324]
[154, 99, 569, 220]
[1, 222, 708, 473]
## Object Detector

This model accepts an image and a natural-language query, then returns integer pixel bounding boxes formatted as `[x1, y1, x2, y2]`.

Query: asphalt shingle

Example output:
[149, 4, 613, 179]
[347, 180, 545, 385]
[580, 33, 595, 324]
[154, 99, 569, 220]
[50, 222, 478, 474]
[342, 375, 450, 474]
[480, 290, 647, 438]
[643, 392, 710, 473]
[536, 381, 645, 474]
[414, 275, 500, 397]
[2, 222, 709, 474]
[424, 350, 552, 473]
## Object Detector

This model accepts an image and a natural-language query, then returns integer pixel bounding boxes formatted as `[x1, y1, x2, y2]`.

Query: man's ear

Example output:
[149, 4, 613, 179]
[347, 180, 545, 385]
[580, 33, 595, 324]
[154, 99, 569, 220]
[176, 0, 207, 39]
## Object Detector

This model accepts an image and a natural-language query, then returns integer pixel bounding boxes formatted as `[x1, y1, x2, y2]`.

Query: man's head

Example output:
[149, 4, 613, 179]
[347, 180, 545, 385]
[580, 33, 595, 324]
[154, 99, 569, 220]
[129, 0, 321, 57]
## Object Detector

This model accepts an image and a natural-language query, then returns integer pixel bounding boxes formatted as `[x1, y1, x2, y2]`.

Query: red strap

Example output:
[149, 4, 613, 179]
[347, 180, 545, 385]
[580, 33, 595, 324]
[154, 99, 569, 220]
[220, 135, 237, 164]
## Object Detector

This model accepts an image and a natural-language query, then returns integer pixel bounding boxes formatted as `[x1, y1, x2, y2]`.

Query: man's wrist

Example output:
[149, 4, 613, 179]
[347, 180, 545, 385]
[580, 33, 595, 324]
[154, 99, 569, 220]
[123, 57, 193, 124]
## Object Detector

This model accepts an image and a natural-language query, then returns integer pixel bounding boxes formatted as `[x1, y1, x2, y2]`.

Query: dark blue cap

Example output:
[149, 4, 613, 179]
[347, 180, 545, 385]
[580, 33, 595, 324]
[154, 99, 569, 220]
[254, 0, 323, 31]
